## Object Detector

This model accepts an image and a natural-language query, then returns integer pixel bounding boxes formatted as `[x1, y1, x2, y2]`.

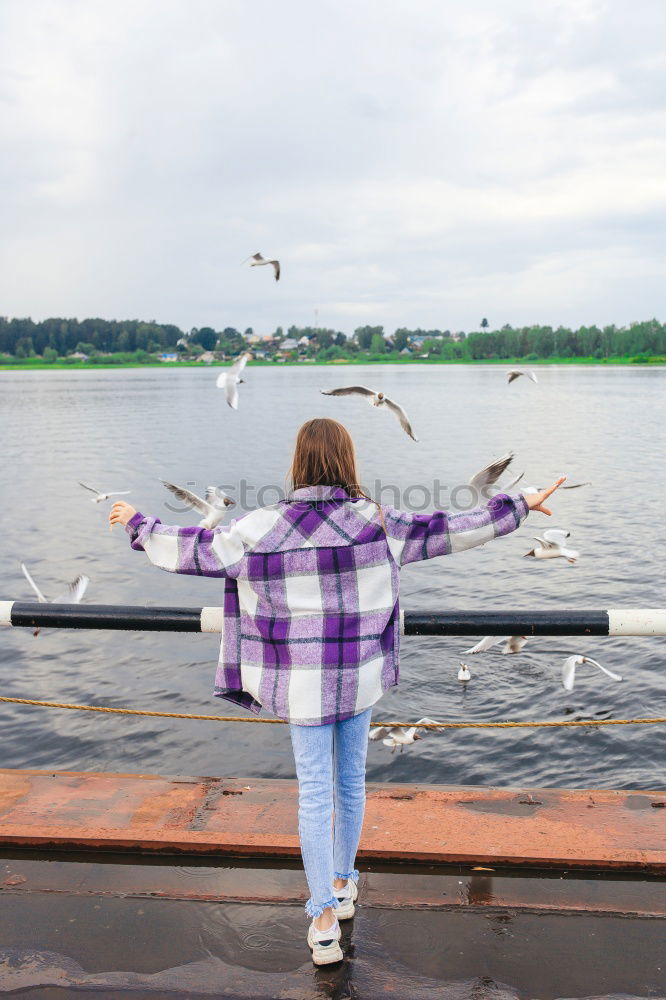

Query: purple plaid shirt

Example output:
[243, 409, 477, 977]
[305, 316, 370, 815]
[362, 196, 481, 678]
[126, 487, 528, 725]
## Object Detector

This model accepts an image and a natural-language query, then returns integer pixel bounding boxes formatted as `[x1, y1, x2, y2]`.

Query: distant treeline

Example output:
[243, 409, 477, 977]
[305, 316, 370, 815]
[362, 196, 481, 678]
[0, 317, 195, 358]
[1, 315, 665, 361]
[462, 319, 666, 361]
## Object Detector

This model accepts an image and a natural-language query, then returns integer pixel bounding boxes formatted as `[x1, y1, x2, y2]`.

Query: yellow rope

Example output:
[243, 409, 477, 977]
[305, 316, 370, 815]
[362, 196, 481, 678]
[0, 695, 664, 729]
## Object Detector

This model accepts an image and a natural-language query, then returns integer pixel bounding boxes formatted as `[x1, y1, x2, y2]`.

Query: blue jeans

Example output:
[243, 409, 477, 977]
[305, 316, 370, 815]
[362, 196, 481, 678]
[289, 708, 372, 918]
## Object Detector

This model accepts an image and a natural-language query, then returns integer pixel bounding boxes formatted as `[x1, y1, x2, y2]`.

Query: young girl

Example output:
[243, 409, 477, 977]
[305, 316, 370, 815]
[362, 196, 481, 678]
[109, 417, 563, 966]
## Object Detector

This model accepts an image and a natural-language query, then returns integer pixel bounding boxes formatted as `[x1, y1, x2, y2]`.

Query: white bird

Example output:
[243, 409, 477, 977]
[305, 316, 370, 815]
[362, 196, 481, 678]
[161, 482, 235, 529]
[561, 655, 622, 692]
[79, 483, 131, 503]
[524, 528, 579, 563]
[368, 717, 438, 753]
[216, 353, 250, 409]
[458, 662, 471, 681]
[464, 635, 529, 655]
[321, 386, 418, 441]
[245, 252, 280, 281]
[507, 369, 538, 384]
[468, 453, 515, 494]
[20, 563, 89, 636]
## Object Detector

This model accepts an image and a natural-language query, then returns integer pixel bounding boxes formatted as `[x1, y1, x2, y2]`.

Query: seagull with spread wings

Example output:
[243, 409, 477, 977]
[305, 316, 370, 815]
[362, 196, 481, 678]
[161, 482, 235, 529]
[463, 635, 529, 655]
[507, 369, 538, 384]
[520, 477, 591, 493]
[20, 563, 89, 636]
[79, 483, 131, 503]
[369, 717, 439, 752]
[245, 252, 280, 281]
[524, 528, 579, 563]
[321, 386, 418, 441]
[561, 655, 622, 692]
[468, 452, 516, 494]
[216, 353, 250, 409]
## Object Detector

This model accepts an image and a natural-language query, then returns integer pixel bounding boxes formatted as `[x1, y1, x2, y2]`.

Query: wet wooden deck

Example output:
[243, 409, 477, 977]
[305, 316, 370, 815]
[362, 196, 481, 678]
[0, 769, 664, 871]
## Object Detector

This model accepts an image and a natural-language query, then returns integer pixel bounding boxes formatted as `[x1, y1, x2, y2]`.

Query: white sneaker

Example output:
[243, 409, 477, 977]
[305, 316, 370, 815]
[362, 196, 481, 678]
[307, 919, 343, 965]
[333, 879, 359, 920]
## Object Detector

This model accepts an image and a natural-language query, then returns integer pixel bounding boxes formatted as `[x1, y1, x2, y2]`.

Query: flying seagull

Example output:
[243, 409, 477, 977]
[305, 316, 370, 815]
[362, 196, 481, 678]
[463, 636, 529, 655]
[507, 369, 538, 384]
[245, 252, 280, 281]
[369, 717, 439, 753]
[160, 482, 235, 529]
[321, 386, 418, 441]
[79, 483, 131, 503]
[524, 528, 579, 563]
[20, 562, 89, 636]
[503, 470, 525, 491]
[468, 452, 515, 494]
[561, 655, 622, 692]
[216, 353, 250, 409]
[520, 482, 591, 493]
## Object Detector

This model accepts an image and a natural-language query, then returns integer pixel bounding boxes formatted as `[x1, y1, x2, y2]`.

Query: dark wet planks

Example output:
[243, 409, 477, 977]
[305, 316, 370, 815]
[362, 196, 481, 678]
[2, 893, 665, 999]
[2, 852, 665, 918]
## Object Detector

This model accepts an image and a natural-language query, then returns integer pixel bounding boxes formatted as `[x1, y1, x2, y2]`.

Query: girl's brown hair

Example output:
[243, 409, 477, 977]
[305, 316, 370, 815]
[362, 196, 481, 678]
[288, 417, 386, 530]
[289, 418, 365, 495]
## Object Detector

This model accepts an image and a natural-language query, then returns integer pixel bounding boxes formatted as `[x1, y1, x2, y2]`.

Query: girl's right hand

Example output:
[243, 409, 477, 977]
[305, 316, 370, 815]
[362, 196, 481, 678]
[109, 501, 137, 528]
[523, 477, 566, 516]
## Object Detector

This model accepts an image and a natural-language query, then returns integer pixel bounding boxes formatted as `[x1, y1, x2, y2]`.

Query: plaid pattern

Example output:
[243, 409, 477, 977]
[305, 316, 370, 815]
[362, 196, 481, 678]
[126, 486, 528, 725]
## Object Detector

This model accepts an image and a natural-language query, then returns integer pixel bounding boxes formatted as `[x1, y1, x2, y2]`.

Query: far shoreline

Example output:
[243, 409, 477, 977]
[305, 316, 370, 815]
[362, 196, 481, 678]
[1, 355, 665, 372]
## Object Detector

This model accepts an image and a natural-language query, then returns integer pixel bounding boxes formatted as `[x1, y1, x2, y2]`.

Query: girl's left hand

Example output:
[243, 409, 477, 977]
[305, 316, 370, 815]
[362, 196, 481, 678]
[523, 477, 566, 516]
[109, 501, 137, 528]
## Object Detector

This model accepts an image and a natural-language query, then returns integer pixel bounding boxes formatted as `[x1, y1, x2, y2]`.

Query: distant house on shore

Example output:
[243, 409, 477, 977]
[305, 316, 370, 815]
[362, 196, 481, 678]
[70, 351, 89, 361]
[159, 352, 179, 362]
[199, 352, 215, 364]
[278, 338, 299, 354]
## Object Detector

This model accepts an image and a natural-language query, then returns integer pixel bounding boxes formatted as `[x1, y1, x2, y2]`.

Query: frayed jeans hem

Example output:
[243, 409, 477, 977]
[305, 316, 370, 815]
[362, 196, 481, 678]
[334, 869, 359, 883]
[305, 895, 339, 919]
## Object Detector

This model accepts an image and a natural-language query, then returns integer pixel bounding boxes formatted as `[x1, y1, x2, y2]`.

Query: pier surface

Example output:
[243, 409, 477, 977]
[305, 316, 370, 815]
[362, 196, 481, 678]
[1, 769, 665, 997]
[0, 768, 664, 870]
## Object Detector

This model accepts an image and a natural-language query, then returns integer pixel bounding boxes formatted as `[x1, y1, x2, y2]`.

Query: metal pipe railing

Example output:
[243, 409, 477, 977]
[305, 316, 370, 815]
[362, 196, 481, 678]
[2, 602, 666, 636]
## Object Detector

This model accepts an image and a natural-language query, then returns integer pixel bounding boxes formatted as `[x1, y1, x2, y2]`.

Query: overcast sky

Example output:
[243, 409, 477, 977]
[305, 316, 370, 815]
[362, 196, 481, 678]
[1, 0, 665, 335]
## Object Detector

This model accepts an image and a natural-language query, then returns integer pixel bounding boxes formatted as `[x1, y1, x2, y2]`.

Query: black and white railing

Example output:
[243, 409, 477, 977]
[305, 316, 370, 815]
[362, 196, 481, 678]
[2, 603, 666, 636]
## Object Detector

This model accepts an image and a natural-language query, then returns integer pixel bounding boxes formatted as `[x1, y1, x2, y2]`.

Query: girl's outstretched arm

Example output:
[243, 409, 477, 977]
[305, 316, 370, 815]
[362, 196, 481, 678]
[383, 478, 565, 567]
[109, 502, 244, 578]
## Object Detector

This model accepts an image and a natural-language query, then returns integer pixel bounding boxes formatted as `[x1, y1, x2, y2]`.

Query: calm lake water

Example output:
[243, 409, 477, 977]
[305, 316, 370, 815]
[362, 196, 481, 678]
[0, 363, 664, 789]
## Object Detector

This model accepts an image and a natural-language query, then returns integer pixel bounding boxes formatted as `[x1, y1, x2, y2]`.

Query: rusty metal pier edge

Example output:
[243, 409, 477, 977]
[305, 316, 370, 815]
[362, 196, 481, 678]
[0, 771, 664, 874]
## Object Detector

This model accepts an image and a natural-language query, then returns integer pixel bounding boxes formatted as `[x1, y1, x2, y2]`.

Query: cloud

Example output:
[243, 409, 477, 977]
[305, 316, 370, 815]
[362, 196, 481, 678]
[0, 0, 665, 333]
